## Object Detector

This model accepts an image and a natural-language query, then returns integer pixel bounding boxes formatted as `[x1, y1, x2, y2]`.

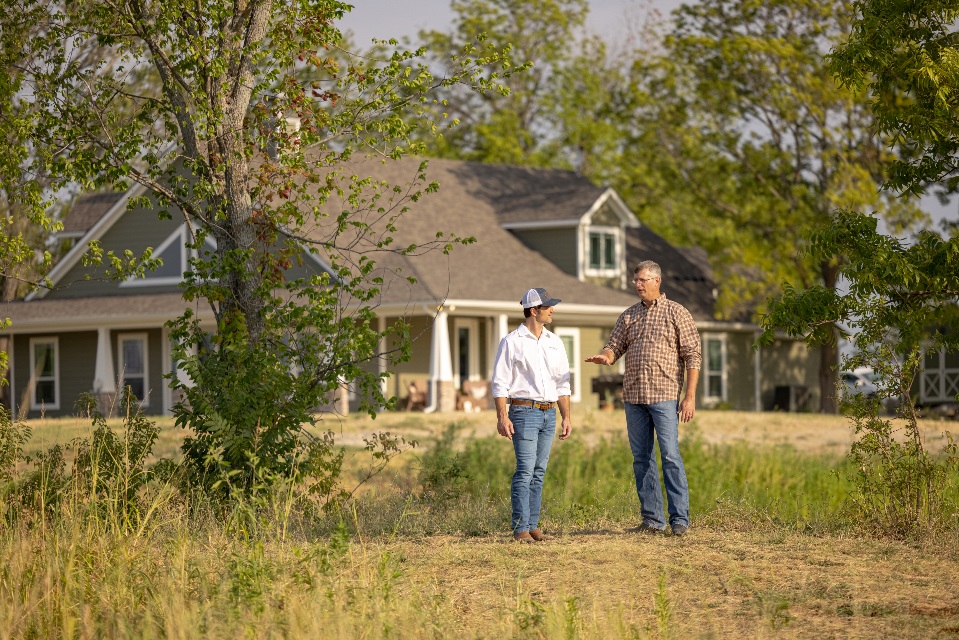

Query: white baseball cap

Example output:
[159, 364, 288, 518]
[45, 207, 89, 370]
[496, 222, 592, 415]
[521, 287, 561, 308]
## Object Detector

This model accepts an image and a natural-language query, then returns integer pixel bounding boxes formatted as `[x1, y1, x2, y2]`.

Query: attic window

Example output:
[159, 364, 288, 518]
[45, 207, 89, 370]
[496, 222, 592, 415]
[587, 229, 618, 273]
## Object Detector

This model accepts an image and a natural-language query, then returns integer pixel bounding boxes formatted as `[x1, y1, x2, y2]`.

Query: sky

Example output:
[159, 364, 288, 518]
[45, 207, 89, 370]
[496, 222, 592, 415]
[340, 0, 684, 49]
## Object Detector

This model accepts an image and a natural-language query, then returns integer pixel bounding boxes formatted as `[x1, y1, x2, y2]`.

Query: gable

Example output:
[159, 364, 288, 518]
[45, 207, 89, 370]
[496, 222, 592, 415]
[42, 194, 333, 300]
[589, 201, 622, 226]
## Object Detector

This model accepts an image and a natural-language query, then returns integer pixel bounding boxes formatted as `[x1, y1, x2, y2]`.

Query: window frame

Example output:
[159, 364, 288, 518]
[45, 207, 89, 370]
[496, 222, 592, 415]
[702, 332, 727, 406]
[29, 336, 60, 411]
[584, 226, 621, 278]
[117, 332, 150, 407]
[555, 327, 581, 403]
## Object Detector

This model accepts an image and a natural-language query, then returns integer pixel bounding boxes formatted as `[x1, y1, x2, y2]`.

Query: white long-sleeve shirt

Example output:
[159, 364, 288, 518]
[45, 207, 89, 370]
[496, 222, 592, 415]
[491, 324, 571, 402]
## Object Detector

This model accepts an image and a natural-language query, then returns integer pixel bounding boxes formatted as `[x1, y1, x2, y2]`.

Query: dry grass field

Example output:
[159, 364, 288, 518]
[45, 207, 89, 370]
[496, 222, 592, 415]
[320, 407, 957, 454]
[7, 408, 959, 638]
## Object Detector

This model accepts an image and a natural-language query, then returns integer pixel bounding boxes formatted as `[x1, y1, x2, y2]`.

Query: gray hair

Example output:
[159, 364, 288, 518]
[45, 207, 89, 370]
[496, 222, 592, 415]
[633, 260, 662, 277]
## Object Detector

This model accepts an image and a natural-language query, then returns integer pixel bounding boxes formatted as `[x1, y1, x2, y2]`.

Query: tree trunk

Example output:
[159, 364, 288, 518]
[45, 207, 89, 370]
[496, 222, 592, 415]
[818, 339, 839, 414]
[819, 258, 841, 413]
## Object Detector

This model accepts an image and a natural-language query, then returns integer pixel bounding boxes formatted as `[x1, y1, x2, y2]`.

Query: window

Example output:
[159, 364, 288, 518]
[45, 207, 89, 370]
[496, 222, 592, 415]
[118, 333, 149, 406]
[29, 337, 59, 410]
[452, 319, 480, 389]
[703, 334, 726, 404]
[556, 328, 581, 402]
[588, 230, 617, 270]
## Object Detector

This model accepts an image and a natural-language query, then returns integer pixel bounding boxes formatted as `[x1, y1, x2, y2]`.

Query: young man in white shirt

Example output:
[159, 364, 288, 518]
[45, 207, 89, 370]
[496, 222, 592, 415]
[491, 288, 572, 543]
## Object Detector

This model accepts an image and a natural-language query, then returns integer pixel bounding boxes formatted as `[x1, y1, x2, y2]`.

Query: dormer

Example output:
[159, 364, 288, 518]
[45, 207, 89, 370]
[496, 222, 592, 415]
[578, 189, 639, 288]
[496, 182, 639, 288]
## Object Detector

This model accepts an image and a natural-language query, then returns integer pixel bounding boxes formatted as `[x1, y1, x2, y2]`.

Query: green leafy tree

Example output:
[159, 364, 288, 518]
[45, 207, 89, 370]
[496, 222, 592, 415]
[760, 210, 959, 535]
[2, 0, 512, 491]
[830, 0, 959, 198]
[417, 0, 588, 166]
[613, 0, 923, 412]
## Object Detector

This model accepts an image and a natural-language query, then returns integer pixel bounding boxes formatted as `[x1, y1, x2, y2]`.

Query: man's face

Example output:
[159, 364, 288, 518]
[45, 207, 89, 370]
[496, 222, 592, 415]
[533, 305, 554, 324]
[633, 270, 661, 302]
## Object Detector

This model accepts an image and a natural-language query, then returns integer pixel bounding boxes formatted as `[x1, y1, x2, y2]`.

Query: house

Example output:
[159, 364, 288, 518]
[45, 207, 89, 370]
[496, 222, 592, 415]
[1, 156, 821, 419]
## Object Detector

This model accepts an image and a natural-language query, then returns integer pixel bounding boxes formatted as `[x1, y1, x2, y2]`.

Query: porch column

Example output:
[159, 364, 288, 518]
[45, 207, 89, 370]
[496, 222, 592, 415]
[378, 315, 388, 405]
[490, 313, 509, 377]
[426, 310, 455, 412]
[93, 327, 117, 416]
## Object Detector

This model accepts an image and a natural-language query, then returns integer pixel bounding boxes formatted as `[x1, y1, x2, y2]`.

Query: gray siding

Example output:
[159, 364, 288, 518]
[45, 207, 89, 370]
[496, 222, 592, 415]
[47, 196, 184, 299]
[721, 331, 759, 411]
[511, 228, 578, 276]
[760, 338, 821, 411]
[11, 328, 168, 419]
[12, 331, 97, 418]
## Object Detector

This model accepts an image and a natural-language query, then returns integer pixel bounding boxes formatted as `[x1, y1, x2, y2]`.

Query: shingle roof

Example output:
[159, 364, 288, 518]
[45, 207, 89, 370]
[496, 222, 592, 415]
[306, 156, 639, 311]
[439, 161, 606, 226]
[59, 192, 124, 235]
[1, 292, 210, 328]
[22, 156, 723, 324]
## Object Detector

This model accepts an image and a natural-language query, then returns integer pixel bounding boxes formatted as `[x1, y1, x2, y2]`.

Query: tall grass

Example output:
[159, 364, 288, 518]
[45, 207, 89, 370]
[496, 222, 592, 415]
[3, 415, 958, 638]
[370, 424, 959, 536]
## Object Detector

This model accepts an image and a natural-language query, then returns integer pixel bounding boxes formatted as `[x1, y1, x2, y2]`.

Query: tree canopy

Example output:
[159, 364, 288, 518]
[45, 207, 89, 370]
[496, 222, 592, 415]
[1, 0, 513, 489]
[830, 0, 959, 197]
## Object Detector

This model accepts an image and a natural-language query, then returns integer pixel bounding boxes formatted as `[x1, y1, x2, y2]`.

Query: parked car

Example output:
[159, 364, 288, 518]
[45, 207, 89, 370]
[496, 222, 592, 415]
[841, 369, 878, 399]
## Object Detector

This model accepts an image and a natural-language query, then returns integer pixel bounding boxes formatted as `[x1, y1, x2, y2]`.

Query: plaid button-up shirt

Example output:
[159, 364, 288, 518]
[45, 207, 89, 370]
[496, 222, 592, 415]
[603, 294, 702, 405]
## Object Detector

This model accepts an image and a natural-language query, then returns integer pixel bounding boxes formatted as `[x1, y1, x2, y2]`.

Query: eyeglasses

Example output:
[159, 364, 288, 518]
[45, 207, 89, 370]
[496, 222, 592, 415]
[632, 276, 659, 284]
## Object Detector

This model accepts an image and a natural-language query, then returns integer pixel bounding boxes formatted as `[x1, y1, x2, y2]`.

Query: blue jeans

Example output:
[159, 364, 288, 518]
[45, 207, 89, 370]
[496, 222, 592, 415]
[509, 405, 556, 533]
[625, 400, 689, 529]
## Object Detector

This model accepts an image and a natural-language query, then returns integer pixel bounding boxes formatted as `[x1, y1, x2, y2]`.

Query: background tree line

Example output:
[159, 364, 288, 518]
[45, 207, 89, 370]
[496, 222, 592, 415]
[405, 0, 945, 414]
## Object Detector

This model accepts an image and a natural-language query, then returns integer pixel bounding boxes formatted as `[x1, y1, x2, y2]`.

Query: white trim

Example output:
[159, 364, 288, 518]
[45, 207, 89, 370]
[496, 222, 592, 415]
[377, 316, 388, 402]
[27, 142, 180, 301]
[119, 224, 188, 288]
[500, 219, 581, 230]
[583, 226, 622, 278]
[920, 346, 959, 404]
[161, 326, 172, 415]
[583, 189, 640, 228]
[117, 332, 150, 407]
[7, 335, 16, 418]
[424, 310, 453, 413]
[702, 332, 728, 406]
[28, 336, 60, 411]
[26, 181, 150, 300]
[93, 327, 116, 394]
[555, 327, 581, 403]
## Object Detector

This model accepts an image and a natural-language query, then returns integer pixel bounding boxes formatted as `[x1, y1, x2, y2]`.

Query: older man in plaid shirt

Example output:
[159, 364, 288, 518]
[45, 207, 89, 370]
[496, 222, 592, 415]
[586, 260, 702, 536]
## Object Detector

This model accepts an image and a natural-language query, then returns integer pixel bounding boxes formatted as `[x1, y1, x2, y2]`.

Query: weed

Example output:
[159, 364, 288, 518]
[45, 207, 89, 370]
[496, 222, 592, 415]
[654, 568, 672, 639]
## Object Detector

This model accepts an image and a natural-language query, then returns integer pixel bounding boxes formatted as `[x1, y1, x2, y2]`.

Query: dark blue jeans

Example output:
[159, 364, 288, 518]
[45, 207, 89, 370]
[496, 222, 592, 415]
[509, 405, 556, 533]
[625, 400, 690, 529]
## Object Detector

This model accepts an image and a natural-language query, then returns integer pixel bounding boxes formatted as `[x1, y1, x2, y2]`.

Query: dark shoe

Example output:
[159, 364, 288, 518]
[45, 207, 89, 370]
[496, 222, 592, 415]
[626, 523, 665, 534]
[529, 529, 552, 542]
[513, 531, 535, 543]
[671, 524, 689, 536]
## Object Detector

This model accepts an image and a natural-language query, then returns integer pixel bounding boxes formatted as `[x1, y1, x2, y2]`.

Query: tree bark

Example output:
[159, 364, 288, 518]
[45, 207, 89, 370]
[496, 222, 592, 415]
[819, 258, 841, 413]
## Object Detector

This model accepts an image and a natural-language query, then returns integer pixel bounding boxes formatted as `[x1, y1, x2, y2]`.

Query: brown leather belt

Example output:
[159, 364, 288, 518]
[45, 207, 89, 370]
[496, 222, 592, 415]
[509, 399, 555, 411]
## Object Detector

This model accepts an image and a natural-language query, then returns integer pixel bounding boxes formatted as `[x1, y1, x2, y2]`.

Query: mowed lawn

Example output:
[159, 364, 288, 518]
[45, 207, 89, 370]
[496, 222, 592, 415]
[7, 408, 959, 638]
